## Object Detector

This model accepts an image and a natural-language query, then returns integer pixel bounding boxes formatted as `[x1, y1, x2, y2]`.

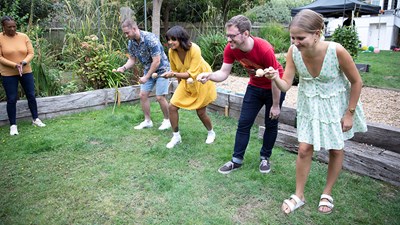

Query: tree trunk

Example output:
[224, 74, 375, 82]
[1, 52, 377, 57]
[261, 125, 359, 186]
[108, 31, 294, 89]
[152, 0, 163, 37]
[222, 0, 230, 24]
[162, 3, 171, 36]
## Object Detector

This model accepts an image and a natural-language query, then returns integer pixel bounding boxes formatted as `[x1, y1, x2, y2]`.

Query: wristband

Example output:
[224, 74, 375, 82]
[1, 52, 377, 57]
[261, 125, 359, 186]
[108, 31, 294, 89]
[348, 108, 355, 114]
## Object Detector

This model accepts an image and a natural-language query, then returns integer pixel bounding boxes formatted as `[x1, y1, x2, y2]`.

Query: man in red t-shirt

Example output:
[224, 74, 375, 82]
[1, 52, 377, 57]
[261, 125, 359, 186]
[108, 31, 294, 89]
[197, 15, 285, 174]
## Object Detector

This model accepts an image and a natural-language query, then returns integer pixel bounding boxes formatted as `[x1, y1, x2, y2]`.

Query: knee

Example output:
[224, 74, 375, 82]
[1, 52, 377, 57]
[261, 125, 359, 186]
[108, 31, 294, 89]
[197, 110, 206, 118]
[265, 119, 278, 129]
[237, 120, 252, 131]
[298, 146, 313, 159]
[25, 92, 36, 101]
[329, 149, 344, 159]
[139, 92, 147, 100]
[156, 95, 165, 102]
[6, 94, 17, 104]
[169, 104, 178, 112]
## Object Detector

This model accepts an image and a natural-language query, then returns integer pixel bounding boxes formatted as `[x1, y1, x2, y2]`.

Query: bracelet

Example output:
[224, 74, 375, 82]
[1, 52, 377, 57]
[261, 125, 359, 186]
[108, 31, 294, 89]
[123, 66, 127, 71]
[348, 108, 355, 114]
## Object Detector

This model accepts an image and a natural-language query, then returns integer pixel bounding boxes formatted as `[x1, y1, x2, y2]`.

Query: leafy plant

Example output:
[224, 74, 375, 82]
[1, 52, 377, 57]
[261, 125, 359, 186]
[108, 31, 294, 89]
[258, 22, 291, 54]
[231, 61, 248, 77]
[331, 26, 361, 59]
[74, 35, 129, 90]
[28, 25, 63, 97]
[197, 32, 227, 70]
[244, 0, 312, 25]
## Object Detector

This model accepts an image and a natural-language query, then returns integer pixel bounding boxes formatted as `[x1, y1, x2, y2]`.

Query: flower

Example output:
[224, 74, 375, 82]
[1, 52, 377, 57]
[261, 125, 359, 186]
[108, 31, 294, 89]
[90, 34, 99, 41]
[81, 42, 90, 49]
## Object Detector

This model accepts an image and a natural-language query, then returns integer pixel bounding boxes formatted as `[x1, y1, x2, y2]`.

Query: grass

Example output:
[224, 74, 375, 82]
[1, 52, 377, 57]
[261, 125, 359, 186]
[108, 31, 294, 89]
[1, 103, 399, 224]
[356, 50, 400, 90]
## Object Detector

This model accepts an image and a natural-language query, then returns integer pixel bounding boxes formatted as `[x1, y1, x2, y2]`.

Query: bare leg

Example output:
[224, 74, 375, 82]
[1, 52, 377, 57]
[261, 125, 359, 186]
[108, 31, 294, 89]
[140, 91, 151, 121]
[156, 95, 169, 119]
[319, 149, 344, 213]
[196, 106, 213, 131]
[282, 142, 314, 214]
[169, 104, 180, 132]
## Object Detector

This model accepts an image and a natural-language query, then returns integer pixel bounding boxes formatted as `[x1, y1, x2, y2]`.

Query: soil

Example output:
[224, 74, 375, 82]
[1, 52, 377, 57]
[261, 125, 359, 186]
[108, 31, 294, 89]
[215, 76, 400, 128]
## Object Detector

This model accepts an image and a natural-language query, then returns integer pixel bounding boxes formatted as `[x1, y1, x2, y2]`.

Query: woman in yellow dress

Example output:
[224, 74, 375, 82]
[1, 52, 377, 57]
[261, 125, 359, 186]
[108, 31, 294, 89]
[161, 25, 217, 149]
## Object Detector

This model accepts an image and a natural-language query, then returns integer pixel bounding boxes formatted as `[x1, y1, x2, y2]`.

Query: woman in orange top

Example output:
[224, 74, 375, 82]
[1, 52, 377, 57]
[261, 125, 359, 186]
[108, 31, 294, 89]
[0, 16, 45, 135]
[161, 26, 217, 149]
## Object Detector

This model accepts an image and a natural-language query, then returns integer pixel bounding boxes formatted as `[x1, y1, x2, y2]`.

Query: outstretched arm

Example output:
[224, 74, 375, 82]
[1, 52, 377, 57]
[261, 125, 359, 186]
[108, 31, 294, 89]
[197, 63, 233, 83]
[114, 55, 136, 72]
[265, 46, 296, 92]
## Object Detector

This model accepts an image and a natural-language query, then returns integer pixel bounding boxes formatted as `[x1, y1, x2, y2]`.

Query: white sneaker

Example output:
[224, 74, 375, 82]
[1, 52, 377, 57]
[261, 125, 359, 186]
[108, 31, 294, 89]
[158, 119, 171, 130]
[166, 134, 182, 149]
[10, 125, 19, 135]
[205, 130, 216, 144]
[134, 120, 153, 130]
[32, 118, 46, 127]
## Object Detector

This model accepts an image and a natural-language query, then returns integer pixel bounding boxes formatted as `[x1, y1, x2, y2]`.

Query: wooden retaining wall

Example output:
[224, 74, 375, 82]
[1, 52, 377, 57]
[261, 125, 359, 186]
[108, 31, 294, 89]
[1, 83, 399, 186]
[208, 90, 400, 187]
[0, 86, 141, 126]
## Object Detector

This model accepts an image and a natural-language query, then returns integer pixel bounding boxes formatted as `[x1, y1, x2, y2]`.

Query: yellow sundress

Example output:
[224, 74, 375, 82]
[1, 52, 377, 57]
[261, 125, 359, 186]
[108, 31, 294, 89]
[169, 43, 217, 109]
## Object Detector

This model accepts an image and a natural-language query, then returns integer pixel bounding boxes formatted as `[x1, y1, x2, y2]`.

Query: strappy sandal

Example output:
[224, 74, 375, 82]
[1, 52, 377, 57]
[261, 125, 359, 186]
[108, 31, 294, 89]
[318, 194, 334, 214]
[282, 194, 305, 214]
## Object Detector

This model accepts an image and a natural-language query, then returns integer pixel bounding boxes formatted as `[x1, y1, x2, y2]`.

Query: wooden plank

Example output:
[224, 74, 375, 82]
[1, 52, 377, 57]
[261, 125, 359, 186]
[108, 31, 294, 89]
[2, 85, 399, 154]
[210, 92, 399, 153]
[353, 122, 400, 153]
[0, 86, 143, 125]
[259, 124, 400, 187]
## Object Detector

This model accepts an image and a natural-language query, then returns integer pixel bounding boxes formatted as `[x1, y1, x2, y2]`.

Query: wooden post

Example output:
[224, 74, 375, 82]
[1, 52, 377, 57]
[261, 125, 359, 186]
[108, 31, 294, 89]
[224, 105, 229, 117]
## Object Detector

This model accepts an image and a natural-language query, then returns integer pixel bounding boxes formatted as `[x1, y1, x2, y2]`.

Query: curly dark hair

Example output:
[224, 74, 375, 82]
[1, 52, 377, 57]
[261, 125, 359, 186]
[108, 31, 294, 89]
[1, 16, 14, 27]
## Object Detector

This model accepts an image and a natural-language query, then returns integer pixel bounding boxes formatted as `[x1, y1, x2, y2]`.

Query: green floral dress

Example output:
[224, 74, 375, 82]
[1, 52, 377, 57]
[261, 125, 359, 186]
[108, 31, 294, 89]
[293, 42, 368, 151]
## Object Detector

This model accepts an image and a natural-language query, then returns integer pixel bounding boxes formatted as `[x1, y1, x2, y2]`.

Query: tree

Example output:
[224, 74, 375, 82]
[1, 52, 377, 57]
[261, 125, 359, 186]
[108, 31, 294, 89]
[151, 0, 163, 37]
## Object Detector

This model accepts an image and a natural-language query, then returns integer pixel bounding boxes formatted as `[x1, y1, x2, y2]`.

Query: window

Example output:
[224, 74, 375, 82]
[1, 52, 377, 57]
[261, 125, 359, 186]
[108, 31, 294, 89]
[383, 0, 388, 10]
[371, 0, 381, 6]
[391, 0, 398, 9]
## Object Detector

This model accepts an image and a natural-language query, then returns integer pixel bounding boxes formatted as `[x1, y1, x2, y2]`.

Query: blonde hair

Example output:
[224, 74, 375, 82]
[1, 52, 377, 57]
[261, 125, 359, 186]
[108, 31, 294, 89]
[290, 9, 324, 34]
[120, 7, 137, 29]
[121, 18, 137, 29]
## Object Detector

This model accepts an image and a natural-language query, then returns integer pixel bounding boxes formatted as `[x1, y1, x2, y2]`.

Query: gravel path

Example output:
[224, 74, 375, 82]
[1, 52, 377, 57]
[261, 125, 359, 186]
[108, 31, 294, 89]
[215, 76, 400, 128]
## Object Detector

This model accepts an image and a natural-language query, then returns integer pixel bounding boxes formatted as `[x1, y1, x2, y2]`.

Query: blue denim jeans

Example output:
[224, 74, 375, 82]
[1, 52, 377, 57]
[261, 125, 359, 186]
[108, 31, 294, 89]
[1, 73, 38, 125]
[231, 85, 285, 164]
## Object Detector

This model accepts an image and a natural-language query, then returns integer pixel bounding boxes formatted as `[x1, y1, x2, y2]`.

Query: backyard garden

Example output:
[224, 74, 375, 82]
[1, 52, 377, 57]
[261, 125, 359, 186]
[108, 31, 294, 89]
[1, 0, 399, 224]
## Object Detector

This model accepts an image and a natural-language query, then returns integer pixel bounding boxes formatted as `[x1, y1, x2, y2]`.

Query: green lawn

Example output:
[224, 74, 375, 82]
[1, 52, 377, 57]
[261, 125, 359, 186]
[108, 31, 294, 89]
[1, 103, 399, 224]
[356, 50, 400, 90]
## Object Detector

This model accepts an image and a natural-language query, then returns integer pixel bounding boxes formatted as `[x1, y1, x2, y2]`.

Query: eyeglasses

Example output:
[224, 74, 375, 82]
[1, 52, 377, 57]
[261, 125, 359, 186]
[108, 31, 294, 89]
[225, 32, 243, 39]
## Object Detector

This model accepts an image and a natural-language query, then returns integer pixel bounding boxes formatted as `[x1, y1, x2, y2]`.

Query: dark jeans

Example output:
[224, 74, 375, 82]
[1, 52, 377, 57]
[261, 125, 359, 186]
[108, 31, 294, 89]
[232, 85, 285, 164]
[1, 73, 38, 125]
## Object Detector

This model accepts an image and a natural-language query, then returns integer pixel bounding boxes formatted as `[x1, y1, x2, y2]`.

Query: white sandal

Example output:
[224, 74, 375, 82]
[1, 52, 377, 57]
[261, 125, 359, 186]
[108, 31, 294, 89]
[282, 194, 305, 214]
[318, 194, 334, 214]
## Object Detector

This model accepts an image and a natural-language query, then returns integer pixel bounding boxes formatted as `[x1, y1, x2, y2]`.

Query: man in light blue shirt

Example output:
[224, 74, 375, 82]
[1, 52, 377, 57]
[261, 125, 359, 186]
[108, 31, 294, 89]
[115, 18, 171, 130]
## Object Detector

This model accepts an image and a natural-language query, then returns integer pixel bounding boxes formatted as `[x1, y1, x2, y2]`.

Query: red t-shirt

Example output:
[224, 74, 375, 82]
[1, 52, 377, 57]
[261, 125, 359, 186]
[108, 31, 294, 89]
[223, 37, 284, 90]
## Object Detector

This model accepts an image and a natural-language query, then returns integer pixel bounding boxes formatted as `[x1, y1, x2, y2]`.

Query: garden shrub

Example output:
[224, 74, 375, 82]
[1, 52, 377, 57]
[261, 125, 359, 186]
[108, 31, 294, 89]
[331, 26, 361, 59]
[258, 22, 290, 54]
[73, 35, 130, 90]
[197, 32, 227, 71]
[28, 25, 64, 97]
[197, 32, 248, 77]
[244, 0, 312, 24]
[245, 1, 291, 24]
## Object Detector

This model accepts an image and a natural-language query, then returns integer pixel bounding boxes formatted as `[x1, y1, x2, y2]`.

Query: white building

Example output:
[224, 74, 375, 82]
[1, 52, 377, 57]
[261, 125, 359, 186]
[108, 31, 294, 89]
[327, 0, 400, 50]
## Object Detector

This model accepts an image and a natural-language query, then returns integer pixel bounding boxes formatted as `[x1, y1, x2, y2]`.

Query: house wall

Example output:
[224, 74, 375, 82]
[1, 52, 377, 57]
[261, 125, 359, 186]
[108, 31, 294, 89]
[358, 15, 395, 50]
[327, 15, 397, 50]
[325, 0, 400, 50]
